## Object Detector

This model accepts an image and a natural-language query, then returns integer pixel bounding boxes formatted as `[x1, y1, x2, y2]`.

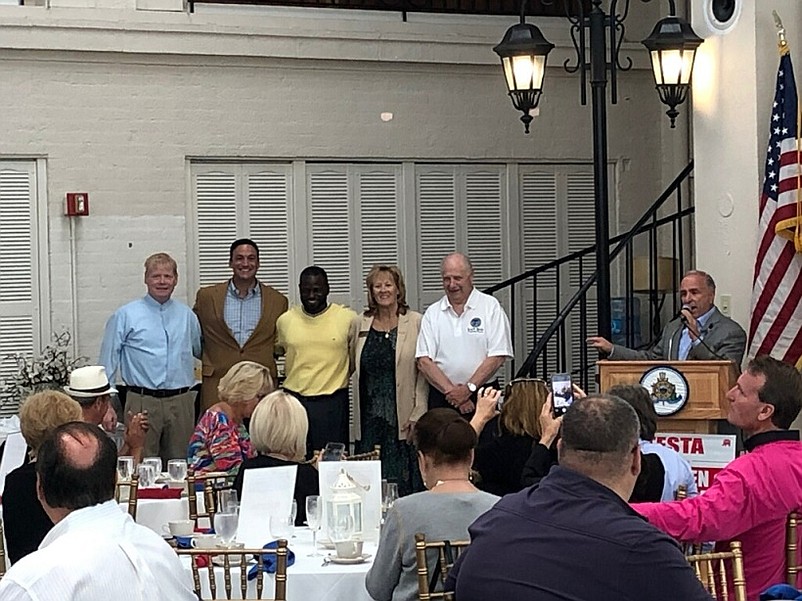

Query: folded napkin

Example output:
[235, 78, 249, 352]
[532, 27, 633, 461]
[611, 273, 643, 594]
[760, 584, 802, 600]
[138, 487, 182, 500]
[247, 541, 295, 579]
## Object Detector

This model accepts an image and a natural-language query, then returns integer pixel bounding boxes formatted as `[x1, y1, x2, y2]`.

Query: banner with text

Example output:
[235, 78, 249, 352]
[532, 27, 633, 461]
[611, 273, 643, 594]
[654, 433, 737, 493]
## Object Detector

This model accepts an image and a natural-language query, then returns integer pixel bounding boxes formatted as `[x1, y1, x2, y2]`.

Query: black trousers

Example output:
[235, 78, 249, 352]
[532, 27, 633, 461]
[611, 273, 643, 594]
[427, 380, 500, 445]
[285, 387, 350, 459]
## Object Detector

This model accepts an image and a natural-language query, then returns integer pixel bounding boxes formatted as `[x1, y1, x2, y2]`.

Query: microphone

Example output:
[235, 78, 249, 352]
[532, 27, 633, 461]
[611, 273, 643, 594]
[674, 304, 691, 324]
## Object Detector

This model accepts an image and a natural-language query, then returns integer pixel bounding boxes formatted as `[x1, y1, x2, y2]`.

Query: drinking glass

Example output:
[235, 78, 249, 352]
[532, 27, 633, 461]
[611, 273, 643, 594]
[214, 512, 239, 548]
[117, 456, 134, 482]
[269, 514, 294, 540]
[137, 463, 156, 488]
[383, 482, 398, 513]
[305, 495, 322, 556]
[218, 489, 239, 514]
[330, 513, 355, 543]
[167, 459, 188, 481]
[143, 456, 162, 478]
[291, 500, 298, 529]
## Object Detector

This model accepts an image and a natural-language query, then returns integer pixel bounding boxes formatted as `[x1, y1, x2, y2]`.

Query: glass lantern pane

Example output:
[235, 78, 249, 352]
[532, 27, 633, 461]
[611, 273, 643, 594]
[502, 58, 516, 91]
[680, 50, 696, 85]
[650, 50, 663, 84]
[510, 55, 541, 92]
[660, 49, 684, 85]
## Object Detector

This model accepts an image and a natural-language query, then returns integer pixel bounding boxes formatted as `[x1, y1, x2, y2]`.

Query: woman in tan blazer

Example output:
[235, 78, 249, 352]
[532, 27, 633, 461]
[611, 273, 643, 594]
[353, 264, 428, 496]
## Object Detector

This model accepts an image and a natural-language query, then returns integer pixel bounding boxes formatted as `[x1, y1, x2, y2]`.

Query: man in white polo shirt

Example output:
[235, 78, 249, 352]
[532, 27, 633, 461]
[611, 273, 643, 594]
[416, 253, 513, 416]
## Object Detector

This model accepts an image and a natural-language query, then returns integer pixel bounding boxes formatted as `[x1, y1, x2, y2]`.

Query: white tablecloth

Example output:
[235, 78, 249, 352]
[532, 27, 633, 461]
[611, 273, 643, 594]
[179, 527, 375, 601]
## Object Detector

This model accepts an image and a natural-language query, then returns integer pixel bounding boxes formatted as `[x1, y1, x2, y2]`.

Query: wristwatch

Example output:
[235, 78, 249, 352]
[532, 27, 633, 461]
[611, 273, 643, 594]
[467, 382, 477, 393]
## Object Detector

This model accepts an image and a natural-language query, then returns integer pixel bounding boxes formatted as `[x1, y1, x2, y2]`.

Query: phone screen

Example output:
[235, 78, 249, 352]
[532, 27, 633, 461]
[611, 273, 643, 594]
[321, 442, 346, 461]
[551, 374, 574, 417]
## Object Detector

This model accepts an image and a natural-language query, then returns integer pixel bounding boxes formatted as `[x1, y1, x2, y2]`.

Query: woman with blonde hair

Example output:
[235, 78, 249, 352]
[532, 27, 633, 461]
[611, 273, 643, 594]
[470, 379, 554, 496]
[233, 390, 319, 525]
[3, 390, 82, 563]
[354, 264, 428, 496]
[187, 360, 273, 475]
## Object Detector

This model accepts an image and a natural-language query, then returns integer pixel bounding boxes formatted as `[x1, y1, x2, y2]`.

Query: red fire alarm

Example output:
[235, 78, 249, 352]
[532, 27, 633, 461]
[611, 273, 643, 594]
[65, 193, 90, 216]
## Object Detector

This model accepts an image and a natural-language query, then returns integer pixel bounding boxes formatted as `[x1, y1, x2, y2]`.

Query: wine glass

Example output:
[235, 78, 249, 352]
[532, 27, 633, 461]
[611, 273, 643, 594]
[143, 456, 162, 477]
[167, 459, 187, 482]
[291, 500, 298, 535]
[218, 489, 239, 514]
[137, 463, 156, 488]
[305, 495, 322, 557]
[383, 482, 398, 513]
[214, 511, 239, 548]
[117, 456, 134, 482]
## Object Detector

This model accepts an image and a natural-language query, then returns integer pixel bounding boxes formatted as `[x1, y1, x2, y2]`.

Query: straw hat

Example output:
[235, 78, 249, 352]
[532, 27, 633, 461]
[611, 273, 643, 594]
[63, 365, 118, 398]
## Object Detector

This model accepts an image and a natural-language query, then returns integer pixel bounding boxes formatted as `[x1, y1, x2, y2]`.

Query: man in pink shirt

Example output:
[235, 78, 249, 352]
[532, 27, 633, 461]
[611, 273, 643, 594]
[633, 355, 802, 600]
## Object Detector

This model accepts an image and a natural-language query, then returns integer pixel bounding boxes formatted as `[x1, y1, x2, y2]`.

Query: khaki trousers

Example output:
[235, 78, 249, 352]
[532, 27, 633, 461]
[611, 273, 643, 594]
[126, 390, 196, 464]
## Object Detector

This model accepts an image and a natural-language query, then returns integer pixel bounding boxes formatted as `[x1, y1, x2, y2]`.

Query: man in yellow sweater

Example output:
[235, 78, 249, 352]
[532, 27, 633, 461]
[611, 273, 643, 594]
[277, 266, 359, 457]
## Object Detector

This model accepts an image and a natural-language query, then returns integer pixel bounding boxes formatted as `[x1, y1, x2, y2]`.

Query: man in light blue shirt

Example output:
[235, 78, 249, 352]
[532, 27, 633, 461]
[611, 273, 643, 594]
[100, 253, 201, 463]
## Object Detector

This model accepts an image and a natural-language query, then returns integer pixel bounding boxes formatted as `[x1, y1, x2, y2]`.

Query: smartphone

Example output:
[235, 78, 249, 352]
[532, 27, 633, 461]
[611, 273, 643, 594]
[551, 373, 574, 417]
[321, 442, 346, 461]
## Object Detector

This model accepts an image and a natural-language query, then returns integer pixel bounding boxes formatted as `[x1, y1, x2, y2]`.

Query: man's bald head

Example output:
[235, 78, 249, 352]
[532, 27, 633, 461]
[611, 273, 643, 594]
[441, 253, 474, 306]
[36, 421, 117, 512]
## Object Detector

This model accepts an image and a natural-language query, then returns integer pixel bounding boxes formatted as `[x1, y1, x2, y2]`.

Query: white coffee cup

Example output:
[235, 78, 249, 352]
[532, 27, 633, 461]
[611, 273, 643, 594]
[162, 519, 194, 537]
[191, 534, 222, 549]
[334, 540, 363, 559]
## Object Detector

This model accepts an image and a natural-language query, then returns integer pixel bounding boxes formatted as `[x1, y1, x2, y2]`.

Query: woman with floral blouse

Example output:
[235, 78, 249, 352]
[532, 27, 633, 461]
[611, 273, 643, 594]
[187, 361, 273, 475]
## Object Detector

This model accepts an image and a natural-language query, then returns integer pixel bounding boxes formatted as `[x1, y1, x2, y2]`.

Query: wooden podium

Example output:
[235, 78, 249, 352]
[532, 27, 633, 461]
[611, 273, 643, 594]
[598, 360, 738, 433]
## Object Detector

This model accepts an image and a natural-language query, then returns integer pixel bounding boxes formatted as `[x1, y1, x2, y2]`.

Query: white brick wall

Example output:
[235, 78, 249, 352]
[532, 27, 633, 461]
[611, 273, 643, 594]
[0, 4, 686, 361]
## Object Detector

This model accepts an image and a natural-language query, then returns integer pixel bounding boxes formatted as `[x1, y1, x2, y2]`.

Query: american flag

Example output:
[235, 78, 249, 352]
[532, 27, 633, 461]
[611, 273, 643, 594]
[749, 52, 802, 365]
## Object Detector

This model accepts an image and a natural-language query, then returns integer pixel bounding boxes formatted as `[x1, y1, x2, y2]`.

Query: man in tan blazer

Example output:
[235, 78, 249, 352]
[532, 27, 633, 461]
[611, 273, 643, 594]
[194, 239, 288, 410]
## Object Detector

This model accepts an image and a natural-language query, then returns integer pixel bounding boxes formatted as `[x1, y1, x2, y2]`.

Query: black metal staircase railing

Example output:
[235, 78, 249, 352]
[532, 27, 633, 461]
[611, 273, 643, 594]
[484, 160, 695, 392]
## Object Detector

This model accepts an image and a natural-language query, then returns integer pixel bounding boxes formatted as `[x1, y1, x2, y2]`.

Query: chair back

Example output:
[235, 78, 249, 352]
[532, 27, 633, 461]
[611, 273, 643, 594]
[0, 519, 6, 578]
[414, 532, 470, 601]
[675, 484, 688, 500]
[114, 474, 140, 519]
[686, 540, 747, 601]
[177, 539, 289, 601]
[347, 445, 381, 462]
[787, 511, 800, 585]
[187, 469, 230, 528]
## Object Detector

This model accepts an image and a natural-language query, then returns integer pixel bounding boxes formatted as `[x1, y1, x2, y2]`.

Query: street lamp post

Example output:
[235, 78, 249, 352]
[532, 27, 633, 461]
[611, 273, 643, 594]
[494, 0, 703, 341]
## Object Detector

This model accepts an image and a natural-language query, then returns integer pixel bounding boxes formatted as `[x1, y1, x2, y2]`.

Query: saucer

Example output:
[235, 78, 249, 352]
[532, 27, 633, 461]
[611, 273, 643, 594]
[318, 538, 336, 550]
[328, 553, 371, 565]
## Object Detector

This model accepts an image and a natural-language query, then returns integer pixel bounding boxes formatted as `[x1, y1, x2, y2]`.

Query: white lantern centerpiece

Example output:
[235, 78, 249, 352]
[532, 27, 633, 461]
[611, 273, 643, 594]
[326, 468, 364, 540]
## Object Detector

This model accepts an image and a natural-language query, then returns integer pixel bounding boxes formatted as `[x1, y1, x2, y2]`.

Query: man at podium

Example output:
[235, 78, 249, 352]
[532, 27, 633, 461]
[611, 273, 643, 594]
[587, 270, 746, 365]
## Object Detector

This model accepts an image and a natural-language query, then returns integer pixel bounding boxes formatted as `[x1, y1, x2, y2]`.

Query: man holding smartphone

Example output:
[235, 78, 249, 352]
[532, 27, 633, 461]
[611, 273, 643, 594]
[415, 253, 513, 416]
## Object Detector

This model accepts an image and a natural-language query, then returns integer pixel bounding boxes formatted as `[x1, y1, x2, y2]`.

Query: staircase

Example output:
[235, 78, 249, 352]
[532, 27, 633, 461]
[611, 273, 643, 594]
[484, 160, 695, 392]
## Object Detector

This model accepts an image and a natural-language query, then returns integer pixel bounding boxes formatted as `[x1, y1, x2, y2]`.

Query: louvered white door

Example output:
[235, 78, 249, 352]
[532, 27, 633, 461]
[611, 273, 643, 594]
[192, 164, 292, 294]
[0, 163, 38, 416]
[566, 172, 598, 379]
[416, 168, 457, 311]
[307, 164, 402, 311]
[520, 170, 559, 376]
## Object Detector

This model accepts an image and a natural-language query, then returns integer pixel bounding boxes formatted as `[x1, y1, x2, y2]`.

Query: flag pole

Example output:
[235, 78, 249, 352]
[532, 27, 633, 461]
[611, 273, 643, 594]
[776, 11, 802, 252]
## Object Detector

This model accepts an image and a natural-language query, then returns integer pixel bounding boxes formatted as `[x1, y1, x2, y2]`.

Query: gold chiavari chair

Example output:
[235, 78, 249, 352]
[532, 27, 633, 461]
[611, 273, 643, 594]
[675, 484, 688, 500]
[786, 511, 801, 584]
[186, 469, 231, 529]
[114, 473, 140, 519]
[177, 540, 289, 601]
[346, 445, 381, 462]
[0, 519, 6, 579]
[686, 541, 747, 601]
[414, 532, 470, 601]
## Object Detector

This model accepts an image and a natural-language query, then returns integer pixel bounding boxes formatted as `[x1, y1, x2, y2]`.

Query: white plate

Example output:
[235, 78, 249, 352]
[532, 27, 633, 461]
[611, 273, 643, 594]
[318, 538, 336, 550]
[327, 553, 372, 565]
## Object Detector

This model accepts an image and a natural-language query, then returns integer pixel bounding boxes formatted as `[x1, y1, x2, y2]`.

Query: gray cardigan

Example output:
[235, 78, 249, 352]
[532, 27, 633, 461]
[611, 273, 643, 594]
[365, 490, 499, 601]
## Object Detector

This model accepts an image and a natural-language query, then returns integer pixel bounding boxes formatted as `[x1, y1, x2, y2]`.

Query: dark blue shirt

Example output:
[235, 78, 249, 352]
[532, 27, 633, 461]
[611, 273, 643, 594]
[451, 466, 712, 601]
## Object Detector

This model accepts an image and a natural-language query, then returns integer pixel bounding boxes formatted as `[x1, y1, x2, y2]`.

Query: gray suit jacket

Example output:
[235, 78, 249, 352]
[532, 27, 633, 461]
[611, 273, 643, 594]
[612, 307, 747, 365]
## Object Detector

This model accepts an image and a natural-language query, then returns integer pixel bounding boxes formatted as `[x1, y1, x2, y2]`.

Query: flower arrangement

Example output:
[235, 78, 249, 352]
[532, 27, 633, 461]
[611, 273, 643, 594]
[0, 330, 86, 413]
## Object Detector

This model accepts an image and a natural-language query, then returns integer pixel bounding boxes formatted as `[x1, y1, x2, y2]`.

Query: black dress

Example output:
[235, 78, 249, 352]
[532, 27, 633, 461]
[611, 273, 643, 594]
[356, 327, 420, 497]
[233, 455, 320, 526]
[3, 460, 54, 564]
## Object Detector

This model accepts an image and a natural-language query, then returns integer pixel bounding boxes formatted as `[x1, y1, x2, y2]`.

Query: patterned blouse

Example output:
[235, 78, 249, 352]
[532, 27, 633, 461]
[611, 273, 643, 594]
[186, 409, 256, 475]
